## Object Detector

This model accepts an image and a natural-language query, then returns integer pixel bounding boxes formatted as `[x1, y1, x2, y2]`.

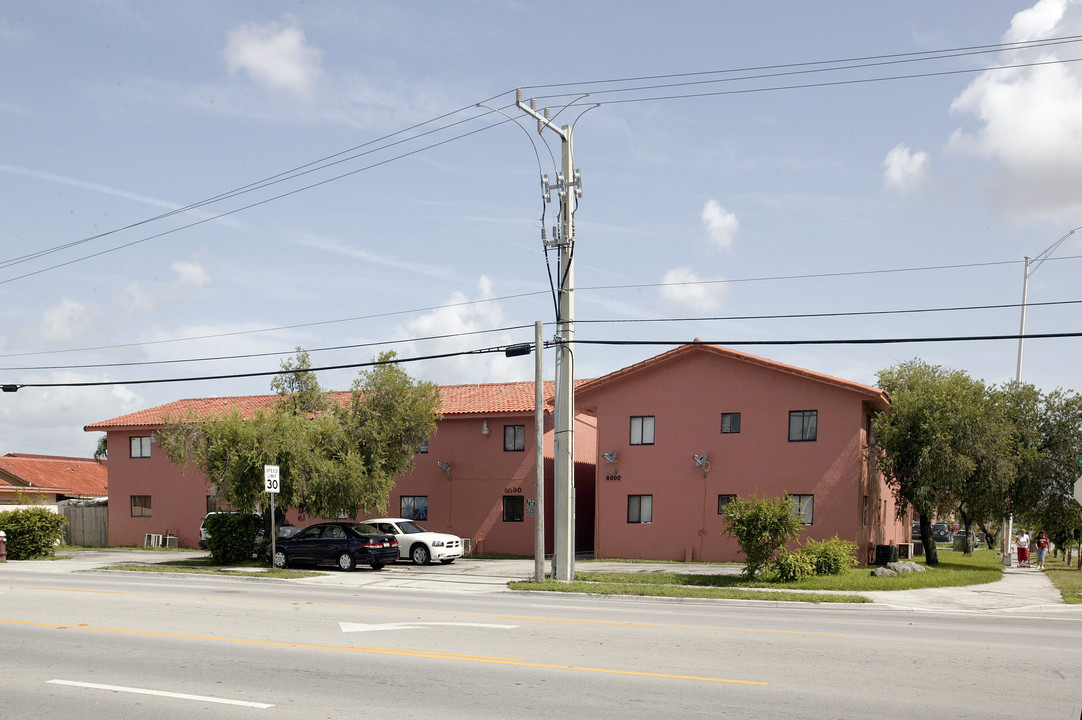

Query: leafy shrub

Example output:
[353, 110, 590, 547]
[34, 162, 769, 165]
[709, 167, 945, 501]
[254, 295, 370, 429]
[204, 512, 262, 565]
[802, 536, 859, 575]
[774, 549, 815, 581]
[0, 507, 68, 560]
[722, 495, 803, 578]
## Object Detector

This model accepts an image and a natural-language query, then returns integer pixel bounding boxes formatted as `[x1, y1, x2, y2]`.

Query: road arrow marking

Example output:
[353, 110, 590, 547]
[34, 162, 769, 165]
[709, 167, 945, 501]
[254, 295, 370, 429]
[339, 621, 517, 633]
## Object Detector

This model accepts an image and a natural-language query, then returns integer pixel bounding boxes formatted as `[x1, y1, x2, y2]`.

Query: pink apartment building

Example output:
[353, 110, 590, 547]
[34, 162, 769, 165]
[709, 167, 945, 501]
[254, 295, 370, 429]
[85, 344, 905, 563]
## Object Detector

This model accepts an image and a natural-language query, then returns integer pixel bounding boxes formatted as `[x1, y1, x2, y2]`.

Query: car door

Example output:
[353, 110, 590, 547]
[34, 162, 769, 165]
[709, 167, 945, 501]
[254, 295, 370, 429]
[314, 524, 348, 563]
[288, 526, 325, 563]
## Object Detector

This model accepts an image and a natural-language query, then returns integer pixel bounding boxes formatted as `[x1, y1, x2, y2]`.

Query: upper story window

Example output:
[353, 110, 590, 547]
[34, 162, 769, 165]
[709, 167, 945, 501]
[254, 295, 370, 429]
[130, 436, 152, 458]
[721, 412, 741, 434]
[504, 425, 526, 452]
[418, 438, 429, 454]
[718, 494, 737, 514]
[629, 416, 655, 445]
[788, 410, 818, 442]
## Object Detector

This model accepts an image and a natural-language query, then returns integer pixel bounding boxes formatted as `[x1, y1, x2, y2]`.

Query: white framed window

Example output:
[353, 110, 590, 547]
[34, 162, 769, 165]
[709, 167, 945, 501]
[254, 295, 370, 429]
[630, 416, 655, 445]
[789, 494, 814, 525]
[627, 494, 653, 524]
[130, 435, 152, 458]
[788, 410, 817, 442]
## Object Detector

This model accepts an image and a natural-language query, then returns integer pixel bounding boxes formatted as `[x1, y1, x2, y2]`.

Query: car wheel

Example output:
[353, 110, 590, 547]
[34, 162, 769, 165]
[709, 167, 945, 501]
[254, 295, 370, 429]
[439, 558, 455, 565]
[337, 552, 356, 571]
[370, 562, 384, 571]
[411, 544, 431, 566]
[273, 549, 289, 569]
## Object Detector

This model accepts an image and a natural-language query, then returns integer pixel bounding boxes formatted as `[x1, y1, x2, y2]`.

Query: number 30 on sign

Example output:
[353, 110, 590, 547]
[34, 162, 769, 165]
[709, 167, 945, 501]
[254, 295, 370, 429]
[264, 465, 280, 494]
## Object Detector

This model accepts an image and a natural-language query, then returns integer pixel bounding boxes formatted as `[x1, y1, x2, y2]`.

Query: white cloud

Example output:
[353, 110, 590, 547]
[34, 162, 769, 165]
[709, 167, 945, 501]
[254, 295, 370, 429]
[398, 276, 528, 383]
[701, 200, 738, 249]
[40, 299, 97, 343]
[947, 0, 1082, 221]
[883, 143, 930, 194]
[223, 16, 323, 98]
[657, 267, 727, 312]
[120, 259, 210, 315]
[0, 378, 142, 456]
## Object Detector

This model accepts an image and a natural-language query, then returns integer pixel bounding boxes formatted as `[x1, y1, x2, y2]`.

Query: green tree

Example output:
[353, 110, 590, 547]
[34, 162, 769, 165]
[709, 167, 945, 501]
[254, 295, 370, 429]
[158, 349, 441, 525]
[872, 360, 1006, 564]
[722, 494, 803, 578]
[93, 434, 107, 463]
[1003, 384, 1082, 549]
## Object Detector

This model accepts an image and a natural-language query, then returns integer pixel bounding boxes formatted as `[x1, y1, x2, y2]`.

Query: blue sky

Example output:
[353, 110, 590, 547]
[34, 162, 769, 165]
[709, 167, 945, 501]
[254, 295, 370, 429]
[3, 1, 1082, 458]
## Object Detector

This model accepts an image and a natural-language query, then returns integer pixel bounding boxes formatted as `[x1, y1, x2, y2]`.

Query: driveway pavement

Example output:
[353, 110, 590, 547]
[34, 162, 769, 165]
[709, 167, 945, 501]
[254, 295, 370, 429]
[3, 549, 1078, 615]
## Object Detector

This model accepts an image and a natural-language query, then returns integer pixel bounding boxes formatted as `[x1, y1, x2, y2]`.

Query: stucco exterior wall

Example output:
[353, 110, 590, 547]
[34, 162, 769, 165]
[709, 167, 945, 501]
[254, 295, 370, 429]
[107, 429, 213, 548]
[583, 350, 905, 563]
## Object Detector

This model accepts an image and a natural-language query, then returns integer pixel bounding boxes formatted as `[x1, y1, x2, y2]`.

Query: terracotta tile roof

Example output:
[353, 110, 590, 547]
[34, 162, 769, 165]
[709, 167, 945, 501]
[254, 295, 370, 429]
[0, 453, 108, 496]
[576, 343, 891, 409]
[84, 381, 585, 431]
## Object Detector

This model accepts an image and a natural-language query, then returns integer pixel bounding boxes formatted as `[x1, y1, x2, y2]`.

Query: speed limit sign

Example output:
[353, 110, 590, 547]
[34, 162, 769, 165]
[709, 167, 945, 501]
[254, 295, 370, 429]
[264, 465, 280, 494]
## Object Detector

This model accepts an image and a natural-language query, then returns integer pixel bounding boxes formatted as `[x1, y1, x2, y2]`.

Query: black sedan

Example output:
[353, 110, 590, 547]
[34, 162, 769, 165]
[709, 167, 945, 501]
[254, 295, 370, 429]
[270, 521, 399, 571]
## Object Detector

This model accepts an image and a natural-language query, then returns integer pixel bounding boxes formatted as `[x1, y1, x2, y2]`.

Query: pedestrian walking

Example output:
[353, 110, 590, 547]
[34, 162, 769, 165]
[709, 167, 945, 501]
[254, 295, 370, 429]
[1016, 529, 1031, 568]
[1035, 531, 1049, 570]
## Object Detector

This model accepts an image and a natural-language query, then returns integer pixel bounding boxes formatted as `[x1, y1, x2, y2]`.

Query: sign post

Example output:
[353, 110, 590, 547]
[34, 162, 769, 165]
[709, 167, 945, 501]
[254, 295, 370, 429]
[264, 465, 280, 567]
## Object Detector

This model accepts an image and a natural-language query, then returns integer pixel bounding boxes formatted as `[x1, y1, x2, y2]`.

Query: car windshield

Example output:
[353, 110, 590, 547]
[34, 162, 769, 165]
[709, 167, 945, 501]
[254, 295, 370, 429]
[350, 523, 383, 537]
[397, 521, 426, 534]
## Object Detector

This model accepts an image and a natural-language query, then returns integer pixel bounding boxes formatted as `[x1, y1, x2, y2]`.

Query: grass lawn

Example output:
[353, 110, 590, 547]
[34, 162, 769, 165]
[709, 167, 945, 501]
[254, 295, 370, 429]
[101, 558, 319, 580]
[1042, 555, 1082, 604]
[509, 549, 1005, 604]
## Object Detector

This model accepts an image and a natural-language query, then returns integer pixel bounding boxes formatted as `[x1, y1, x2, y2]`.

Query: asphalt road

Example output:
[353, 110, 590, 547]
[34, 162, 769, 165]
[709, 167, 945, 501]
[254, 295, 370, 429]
[2, 555, 1081, 719]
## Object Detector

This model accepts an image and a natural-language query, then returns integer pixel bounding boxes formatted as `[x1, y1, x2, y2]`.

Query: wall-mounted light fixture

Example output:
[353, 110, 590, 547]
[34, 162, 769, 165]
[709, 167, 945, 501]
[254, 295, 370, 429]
[692, 453, 710, 478]
[482, 420, 489, 436]
[437, 461, 452, 482]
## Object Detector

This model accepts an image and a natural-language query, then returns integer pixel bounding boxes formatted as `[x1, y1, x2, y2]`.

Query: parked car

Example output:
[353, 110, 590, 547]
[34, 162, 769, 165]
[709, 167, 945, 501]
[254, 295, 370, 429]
[364, 517, 464, 565]
[911, 522, 921, 542]
[199, 511, 262, 549]
[270, 521, 399, 571]
[931, 522, 953, 543]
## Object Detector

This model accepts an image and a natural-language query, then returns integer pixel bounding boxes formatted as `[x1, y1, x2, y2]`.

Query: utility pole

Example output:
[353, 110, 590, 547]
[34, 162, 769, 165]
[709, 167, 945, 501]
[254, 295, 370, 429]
[517, 89, 581, 581]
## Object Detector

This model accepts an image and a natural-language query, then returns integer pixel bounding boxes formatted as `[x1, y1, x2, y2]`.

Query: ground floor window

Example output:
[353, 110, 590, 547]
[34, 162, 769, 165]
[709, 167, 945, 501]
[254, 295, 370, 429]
[503, 496, 524, 522]
[131, 495, 152, 518]
[789, 494, 814, 525]
[627, 494, 652, 524]
[400, 496, 428, 521]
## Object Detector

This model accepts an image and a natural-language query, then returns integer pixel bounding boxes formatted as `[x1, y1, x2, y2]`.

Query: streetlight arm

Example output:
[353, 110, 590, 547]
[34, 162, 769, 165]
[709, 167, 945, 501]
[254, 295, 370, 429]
[1028, 226, 1082, 278]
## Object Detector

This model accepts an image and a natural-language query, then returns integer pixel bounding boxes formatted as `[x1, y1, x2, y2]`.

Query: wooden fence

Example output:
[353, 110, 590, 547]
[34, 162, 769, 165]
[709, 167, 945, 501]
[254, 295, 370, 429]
[60, 504, 108, 547]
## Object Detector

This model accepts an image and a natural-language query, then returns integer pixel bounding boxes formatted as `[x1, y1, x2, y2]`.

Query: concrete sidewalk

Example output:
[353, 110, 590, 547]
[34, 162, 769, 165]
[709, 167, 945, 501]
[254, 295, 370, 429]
[3, 549, 1079, 614]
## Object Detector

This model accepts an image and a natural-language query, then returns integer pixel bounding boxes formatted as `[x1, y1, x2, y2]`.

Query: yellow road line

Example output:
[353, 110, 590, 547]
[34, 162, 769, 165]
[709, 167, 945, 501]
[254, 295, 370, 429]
[3, 619, 767, 686]
[13, 585, 840, 637]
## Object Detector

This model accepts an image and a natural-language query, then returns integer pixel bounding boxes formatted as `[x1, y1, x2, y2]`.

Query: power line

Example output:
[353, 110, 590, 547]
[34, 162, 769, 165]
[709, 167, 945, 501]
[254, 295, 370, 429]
[3, 298, 1081, 372]
[4, 330, 1080, 392]
[8, 255, 1076, 361]
[8, 37, 1082, 285]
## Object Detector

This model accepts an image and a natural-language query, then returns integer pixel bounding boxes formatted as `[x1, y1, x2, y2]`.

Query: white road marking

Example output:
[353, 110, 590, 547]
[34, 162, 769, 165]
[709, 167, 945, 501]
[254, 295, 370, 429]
[48, 680, 273, 708]
[339, 621, 518, 633]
